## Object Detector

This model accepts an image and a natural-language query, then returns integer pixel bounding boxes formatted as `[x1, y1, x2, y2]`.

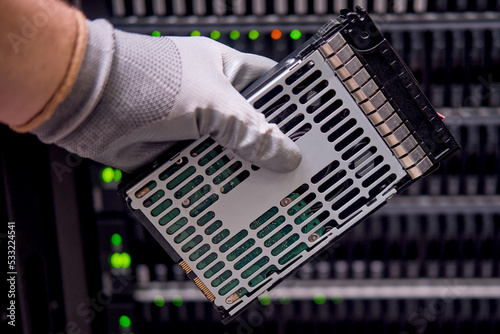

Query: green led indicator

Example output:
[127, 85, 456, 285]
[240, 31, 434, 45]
[119, 315, 131, 328]
[172, 295, 183, 307]
[290, 29, 302, 40]
[151, 30, 161, 37]
[110, 253, 121, 268]
[154, 295, 165, 307]
[229, 30, 240, 40]
[121, 253, 131, 268]
[110, 252, 131, 268]
[313, 293, 326, 305]
[191, 30, 201, 36]
[101, 167, 114, 183]
[248, 30, 259, 40]
[111, 233, 122, 246]
[258, 294, 271, 306]
[332, 295, 343, 304]
[279, 295, 291, 305]
[210, 30, 221, 40]
[113, 169, 122, 182]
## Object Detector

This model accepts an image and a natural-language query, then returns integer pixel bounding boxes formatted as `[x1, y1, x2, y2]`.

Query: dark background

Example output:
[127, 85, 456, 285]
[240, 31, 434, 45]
[1, 1, 499, 333]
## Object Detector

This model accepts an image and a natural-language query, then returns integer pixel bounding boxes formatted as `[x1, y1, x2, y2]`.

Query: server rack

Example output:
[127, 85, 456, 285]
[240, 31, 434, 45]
[1, 1, 499, 333]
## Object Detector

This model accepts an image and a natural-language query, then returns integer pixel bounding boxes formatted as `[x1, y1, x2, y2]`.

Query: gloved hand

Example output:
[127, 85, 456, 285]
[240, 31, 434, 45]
[31, 19, 302, 173]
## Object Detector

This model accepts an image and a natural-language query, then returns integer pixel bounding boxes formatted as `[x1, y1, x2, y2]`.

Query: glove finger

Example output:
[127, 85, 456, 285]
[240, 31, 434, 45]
[222, 51, 277, 91]
[197, 87, 302, 172]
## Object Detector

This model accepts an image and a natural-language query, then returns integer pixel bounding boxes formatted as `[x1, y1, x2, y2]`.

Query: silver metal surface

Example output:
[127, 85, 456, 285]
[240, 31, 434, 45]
[125, 47, 408, 316]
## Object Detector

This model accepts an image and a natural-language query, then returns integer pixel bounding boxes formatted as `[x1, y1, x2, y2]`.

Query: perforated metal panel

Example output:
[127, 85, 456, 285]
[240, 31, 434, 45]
[121, 9, 460, 323]
[125, 44, 409, 318]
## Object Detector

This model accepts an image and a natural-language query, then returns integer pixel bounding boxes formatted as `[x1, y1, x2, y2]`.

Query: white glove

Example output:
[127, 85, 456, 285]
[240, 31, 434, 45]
[32, 19, 302, 173]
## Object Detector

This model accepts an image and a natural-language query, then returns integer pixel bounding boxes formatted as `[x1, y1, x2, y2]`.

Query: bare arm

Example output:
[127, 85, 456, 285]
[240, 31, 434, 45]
[0, 0, 78, 127]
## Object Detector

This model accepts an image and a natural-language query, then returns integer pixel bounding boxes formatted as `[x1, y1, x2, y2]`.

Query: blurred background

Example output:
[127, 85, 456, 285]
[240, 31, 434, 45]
[1, 0, 499, 333]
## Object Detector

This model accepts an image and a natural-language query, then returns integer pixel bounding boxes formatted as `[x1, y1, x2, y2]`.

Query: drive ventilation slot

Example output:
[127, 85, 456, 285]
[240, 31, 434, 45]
[135, 181, 157, 198]
[313, 100, 345, 124]
[270, 104, 298, 124]
[234, 248, 262, 270]
[160, 209, 182, 227]
[198, 145, 224, 167]
[318, 169, 347, 193]
[159, 158, 188, 181]
[349, 146, 377, 169]
[190, 194, 219, 217]
[211, 270, 232, 287]
[292, 70, 322, 94]
[290, 123, 312, 142]
[294, 202, 324, 226]
[355, 155, 384, 178]
[253, 85, 284, 109]
[368, 174, 397, 198]
[264, 225, 292, 247]
[204, 261, 225, 278]
[197, 252, 217, 270]
[166, 217, 187, 234]
[219, 230, 248, 253]
[342, 138, 371, 161]
[174, 176, 203, 199]
[152, 199, 173, 217]
[307, 90, 336, 114]
[339, 197, 368, 220]
[262, 95, 290, 117]
[271, 234, 300, 256]
[280, 114, 305, 134]
[219, 279, 239, 296]
[204, 220, 223, 235]
[182, 235, 202, 252]
[331, 188, 360, 211]
[167, 166, 196, 190]
[325, 179, 354, 202]
[311, 161, 341, 184]
[213, 162, 242, 185]
[320, 109, 351, 133]
[278, 243, 308, 265]
[285, 61, 315, 85]
[287, 193, 316, 215]
[301, 211, 330, 233]
[220, 170, 250, 194]
[250, 207, 279, 230]
[241, 256, 269, 279]
[362, 164, 391, 187]
[182, 184, 211, 208]
[335, 128, 364, 152]
[227, 239, 255, 261]
[212, 229, 230, 244]
[190, 138, 215, 157]
[257, 216, 286, 239]
[189, 244, 210, 261]
[197, 211, 215, 226]
[206, 155, 231, 176]
[248, 265, 279, 287]
[280, 184, 309, 207]
[300, 80, 328, 104]
[143, 188, 163, 208]
[174, 225, 195, 243]
[327, 118, 357, 142]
